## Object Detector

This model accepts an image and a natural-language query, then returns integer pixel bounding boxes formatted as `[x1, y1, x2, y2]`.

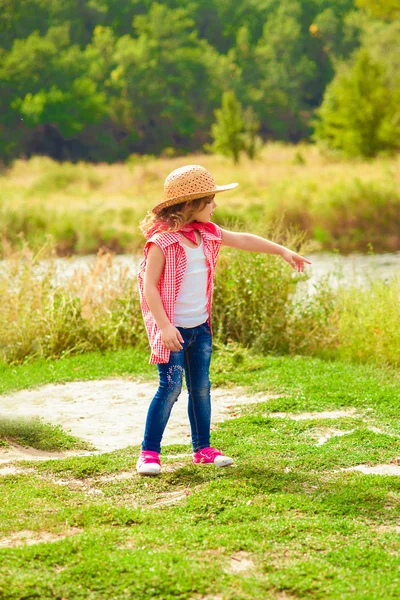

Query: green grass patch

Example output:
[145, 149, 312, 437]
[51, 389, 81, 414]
[0, 417, 92, 452]
[1, 350, 400, 597]
[0, 348, 153, 396]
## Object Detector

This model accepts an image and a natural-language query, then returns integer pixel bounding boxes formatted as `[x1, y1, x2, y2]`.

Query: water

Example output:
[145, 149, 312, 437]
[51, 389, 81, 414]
[55, 251, 399, 288]
[1, 252, 399, 288]
[305, 251, 399, 288]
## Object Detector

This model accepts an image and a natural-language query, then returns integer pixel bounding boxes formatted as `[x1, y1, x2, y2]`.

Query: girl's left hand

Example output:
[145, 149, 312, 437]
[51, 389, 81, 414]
[281, 249, 312, 272]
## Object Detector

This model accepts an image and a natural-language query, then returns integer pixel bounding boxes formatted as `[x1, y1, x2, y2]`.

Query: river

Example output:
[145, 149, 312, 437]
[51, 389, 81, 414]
[50, 251, 400, 287]
[1, 251, 399, 289]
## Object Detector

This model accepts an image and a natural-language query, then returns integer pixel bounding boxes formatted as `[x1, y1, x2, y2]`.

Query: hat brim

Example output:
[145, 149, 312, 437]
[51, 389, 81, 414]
[152, 182, 239, 214]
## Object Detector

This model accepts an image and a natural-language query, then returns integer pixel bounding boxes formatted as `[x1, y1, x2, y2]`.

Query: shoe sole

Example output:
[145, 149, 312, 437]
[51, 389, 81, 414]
[136, 465, 161, 476]
[137, 470, 161, 476]
[193, 458, 233, 467]
[215, 458, 233, 467]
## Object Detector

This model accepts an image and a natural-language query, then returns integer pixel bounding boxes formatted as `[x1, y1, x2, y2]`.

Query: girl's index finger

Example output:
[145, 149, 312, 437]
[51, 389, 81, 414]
[299, 255, 312, 264]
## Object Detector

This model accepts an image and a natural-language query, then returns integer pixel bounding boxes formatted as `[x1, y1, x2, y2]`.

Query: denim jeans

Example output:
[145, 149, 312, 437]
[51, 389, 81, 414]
[142, 321, 212, 453]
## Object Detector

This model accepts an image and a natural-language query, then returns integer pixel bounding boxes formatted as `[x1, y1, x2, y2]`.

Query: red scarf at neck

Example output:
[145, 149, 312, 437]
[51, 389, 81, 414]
[146, 221, 215, 244]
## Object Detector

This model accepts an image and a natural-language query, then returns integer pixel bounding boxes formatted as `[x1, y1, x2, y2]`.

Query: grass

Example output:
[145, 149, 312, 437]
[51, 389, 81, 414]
[1, 144, 400, 255]
[0, 348, 153, 396]
[0, 243, 146, 364]
[0, 418, 92, 452]
[337, 276, 400, 367]
[0, 349, 400, 598]
[2, 237, 400, 368]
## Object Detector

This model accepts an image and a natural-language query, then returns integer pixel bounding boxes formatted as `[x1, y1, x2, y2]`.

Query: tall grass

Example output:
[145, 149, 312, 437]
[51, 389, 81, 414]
[213, 221, 338, 357]
[1, 146, 399, 256]
[267, 178, 400, 252]
[337, 276, 400, 366]
[0, 232, 398, 367]
[0, 241, 145, 364]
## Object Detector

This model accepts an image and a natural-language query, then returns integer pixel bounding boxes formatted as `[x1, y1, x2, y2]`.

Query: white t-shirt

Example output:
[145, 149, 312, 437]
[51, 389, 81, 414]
[174, 237, 208, 328]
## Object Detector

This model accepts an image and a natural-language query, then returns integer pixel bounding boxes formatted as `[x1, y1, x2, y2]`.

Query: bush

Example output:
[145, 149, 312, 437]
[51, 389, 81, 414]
[267, 177, 400, 252]
[315, 179, 400, 252]
[314, 50, 400, 158]
[0, 231, 338, 364]
[213, 222, 338, 356]
[209, 91, 245, 164]
[1, 151, 400, 255]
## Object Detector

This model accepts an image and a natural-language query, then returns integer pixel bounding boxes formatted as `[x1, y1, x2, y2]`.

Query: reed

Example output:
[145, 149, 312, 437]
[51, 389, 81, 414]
[1, 232, 398, 367]
[1, 145, 399, 255]
[337, 276, 400, 367]
[0, 241, 145, 364]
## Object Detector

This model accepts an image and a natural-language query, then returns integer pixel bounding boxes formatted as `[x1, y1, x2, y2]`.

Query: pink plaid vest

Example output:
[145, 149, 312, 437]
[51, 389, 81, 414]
[138, 222, 222, 364]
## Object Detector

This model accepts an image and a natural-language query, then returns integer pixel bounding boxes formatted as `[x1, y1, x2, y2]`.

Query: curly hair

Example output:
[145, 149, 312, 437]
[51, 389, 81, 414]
[140, 195, 215, 239]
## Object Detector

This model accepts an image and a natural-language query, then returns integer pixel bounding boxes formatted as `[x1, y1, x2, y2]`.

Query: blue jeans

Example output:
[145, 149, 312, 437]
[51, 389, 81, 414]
[142, 321, 212, 453]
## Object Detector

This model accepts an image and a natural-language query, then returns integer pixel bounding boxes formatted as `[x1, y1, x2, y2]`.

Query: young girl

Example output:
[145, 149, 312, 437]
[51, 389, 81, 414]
[137, 164, 311, 476]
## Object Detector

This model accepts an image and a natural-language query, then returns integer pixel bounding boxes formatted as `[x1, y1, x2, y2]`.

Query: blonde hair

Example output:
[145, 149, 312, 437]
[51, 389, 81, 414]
[140, 195, 215, 239]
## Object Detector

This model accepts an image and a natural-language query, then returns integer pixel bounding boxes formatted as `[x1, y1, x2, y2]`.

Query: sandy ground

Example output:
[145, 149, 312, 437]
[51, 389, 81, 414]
[1, 379, 399, 476]
[0, 379, 280, 462]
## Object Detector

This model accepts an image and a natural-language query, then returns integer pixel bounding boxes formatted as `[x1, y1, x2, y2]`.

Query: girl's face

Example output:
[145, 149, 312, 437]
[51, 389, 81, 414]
[190, 196, 217, 223]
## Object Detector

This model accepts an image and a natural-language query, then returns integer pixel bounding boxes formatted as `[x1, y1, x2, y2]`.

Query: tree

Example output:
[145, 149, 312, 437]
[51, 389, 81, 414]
[355, 0, 400, 21]
[109, 3, 227, 154]
[311, 7, 362, 60]
[253, 0, 320, 141]
[0, 26, 107, 160]
[209, 91, 245, 163]
[242, 106, 262, 160]
[0, 0, 384, 162]
[314, 50, 400, 157]
[360, 19, 400, 83]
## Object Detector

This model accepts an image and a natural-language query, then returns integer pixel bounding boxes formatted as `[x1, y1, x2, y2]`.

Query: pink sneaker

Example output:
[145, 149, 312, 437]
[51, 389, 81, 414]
[136, 450, 161, 476]
[193, 447, 233, 467]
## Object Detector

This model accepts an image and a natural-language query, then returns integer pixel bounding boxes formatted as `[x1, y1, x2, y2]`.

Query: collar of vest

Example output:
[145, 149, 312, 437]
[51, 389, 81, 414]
[148, 222, 221, 248]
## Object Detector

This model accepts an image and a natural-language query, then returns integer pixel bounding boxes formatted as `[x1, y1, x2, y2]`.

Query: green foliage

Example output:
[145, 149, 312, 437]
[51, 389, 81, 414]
[242, 106, 262, 159]
[1, 151, 400, 257]
[312, 7, 363, 59]
[271, 175, 400, 252]
[14, 78, 107, 137]
[356, 0, 400, 21]
[106, 3, 228, 156]
[0, 227, 338, 365]
[213, 223, 337, 357]
[0, 245, 146, 363]
[314, 50, 400, 157]
[252, 0, 323, 140]
[0, 25, 107, 160]
[0, 0, 382, 161]
[209, 91, 245, 163]
[292, 150, 306, 165]
[209, 92, 262, 162]
[360, 19, 400, 83]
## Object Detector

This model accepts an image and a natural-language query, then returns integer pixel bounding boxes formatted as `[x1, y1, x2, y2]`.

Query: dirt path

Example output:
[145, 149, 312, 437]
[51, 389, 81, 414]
[0, 379, 280, 462]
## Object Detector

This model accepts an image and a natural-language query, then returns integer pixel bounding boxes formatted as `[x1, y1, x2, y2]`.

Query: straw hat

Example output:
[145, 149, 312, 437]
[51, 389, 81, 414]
[152, 164, 238, 214]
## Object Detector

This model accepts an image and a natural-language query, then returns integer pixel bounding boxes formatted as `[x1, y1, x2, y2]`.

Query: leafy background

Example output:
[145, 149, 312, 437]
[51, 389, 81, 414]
[1, 0, 399, 162]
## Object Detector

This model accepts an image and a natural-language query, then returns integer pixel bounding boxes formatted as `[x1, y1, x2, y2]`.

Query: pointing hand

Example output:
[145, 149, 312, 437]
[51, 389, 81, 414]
[281, 249, 312, 273]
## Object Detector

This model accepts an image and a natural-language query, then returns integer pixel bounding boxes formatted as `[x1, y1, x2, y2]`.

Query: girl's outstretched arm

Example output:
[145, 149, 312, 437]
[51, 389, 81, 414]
[220, 228, 312, 273]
